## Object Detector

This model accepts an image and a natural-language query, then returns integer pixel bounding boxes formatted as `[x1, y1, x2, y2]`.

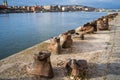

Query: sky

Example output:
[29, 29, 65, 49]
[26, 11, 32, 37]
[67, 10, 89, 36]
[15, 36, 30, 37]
[0, 0, 120, 9]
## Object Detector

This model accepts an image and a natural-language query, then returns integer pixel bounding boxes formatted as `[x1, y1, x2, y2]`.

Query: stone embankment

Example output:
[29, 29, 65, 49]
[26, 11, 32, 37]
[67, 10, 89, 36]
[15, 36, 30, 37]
[0, 13, 119, 80]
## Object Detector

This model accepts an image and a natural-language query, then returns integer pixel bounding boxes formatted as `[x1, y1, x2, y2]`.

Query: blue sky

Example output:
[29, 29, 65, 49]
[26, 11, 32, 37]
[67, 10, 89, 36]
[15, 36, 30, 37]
[0, 0, 120, 9]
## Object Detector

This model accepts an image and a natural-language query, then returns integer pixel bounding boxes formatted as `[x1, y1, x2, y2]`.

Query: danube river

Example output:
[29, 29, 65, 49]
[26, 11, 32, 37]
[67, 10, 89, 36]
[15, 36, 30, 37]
[0, 12, 107, 59]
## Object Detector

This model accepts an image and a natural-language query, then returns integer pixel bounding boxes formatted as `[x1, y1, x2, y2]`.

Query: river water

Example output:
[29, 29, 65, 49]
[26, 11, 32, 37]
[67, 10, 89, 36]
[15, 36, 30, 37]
[0, 12, 107, 59]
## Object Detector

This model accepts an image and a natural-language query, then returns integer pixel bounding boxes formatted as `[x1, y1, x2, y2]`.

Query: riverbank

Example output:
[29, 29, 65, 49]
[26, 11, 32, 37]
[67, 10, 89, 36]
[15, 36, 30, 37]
[0, 13, 120, 80]
[0, 5, 96, 14]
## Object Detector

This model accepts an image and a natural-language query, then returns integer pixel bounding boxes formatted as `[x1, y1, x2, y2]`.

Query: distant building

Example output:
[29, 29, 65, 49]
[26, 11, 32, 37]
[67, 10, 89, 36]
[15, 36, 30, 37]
[36, 6, 42, 11]
[58, 5, 62, 11]
[43, 5, 62, 12]
[13, 6, 19, 9]
[30, 6, 42, 12]
[30, 6, 35, 11]
[0, 5, 7, 10]
[43, 5, 51, 11]
[27, 6, 31, 11]
[84, 8, 88, 11]
[0, 0, 8, 10]
[2, 0, 8, 7]
[61, 6, 69, 11]
[82, 6, 96, 11]
[0, 4, 98, 13]
[62, 7, 65, 11]
[76, 6, 83, 11]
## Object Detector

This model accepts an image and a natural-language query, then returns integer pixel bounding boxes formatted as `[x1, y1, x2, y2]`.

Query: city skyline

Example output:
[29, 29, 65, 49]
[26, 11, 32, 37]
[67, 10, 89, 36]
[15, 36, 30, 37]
[0, 0, 120, 9]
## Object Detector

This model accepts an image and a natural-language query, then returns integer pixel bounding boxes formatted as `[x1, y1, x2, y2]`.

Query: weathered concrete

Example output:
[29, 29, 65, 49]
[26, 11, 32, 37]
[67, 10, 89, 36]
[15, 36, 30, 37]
[0, 13, 120, 80]
[105, 14, 120, 80]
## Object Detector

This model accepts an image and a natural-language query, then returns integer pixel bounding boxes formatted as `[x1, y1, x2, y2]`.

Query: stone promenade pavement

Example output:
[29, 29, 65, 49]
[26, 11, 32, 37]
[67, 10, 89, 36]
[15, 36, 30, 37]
[105, 13, 120, 80]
